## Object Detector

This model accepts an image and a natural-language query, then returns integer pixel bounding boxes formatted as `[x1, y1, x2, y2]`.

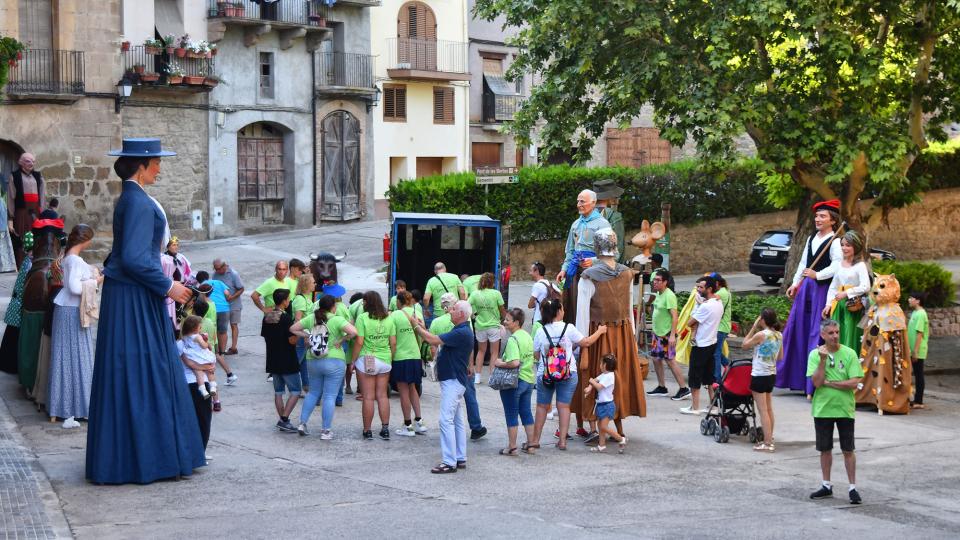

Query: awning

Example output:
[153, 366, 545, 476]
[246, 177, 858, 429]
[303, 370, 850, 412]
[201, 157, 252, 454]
[154, 0, 184, 38]
[483, 72, 515, 96]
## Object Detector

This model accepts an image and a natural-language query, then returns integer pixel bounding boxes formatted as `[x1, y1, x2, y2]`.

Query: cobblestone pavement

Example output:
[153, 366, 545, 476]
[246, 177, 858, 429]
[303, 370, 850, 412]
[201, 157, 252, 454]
[0, 395, 71, 539]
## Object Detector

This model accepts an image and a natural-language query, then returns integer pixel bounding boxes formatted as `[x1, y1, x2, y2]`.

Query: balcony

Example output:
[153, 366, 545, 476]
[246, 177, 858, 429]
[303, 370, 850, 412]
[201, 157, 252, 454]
[4, 49, 84, 101]
[207, 0, 332, 48]
[316, 52, 377, 99]
[483, 92, 521, 123]
[385, 38, 469, 82]
[121, 46, 219, 93]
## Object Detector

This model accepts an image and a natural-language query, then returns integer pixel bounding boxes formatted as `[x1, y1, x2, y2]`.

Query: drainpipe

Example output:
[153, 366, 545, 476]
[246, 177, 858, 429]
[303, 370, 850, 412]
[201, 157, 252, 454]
[312, 50, 318, 225]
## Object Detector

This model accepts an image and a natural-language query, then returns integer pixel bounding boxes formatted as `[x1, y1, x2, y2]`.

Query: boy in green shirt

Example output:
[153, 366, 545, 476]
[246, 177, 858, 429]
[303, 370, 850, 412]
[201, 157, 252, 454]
[806, 319, 864, 505]
[907, 291, 930, 409]
[422, 262, 466, 320]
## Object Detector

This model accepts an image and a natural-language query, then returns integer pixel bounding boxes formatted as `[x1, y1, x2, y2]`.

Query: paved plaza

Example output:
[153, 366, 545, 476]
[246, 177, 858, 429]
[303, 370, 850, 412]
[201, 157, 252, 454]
[2, 222, 960, 539]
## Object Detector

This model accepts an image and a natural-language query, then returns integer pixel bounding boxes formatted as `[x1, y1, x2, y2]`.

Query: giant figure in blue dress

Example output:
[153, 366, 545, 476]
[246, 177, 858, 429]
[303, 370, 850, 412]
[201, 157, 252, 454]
[86, 138, 205, 484]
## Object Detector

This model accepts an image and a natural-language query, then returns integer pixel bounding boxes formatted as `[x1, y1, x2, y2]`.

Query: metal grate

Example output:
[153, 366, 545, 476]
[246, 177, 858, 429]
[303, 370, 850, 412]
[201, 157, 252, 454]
[5, 49, 84, 95]
[316, 52, 375, 88]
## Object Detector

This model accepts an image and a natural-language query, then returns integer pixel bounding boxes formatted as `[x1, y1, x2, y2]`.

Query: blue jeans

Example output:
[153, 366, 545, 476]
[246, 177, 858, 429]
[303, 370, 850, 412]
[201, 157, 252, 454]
[296, 339, 309, 388]
[439, 379, 467, 466]
[463, 374, 483, 431]
[500, 380, 534, 428]
[536, 372, 579, 405]
[714, 332, 729, 380]
[299, 358, 346, 430]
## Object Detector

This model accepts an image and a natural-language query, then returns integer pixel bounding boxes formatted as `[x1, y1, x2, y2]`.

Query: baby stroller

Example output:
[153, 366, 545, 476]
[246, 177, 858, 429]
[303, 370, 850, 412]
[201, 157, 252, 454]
[699, 359, 762, 444]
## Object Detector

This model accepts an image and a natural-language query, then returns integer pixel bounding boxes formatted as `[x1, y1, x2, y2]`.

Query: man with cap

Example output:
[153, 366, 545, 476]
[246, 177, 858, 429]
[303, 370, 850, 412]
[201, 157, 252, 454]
[594, 179, 626, 265]
[6, 152, 46, 268]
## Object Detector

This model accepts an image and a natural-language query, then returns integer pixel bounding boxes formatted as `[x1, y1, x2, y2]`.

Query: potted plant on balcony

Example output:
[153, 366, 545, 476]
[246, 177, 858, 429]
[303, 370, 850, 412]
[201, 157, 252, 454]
[233, 2, 245, 18]
[120, 40, 131, 52]
[163, 34, 176, 55]
[1, 35, 26, 92]
[140, 71, 160, 83]
[203, 73, 224, 88]
[166, 63, 184, 85]
[216, 1, 231, 16]
[144, 38, 163, 55]
[209, 43, 218, 57]
[133, 63, 146, 74]
[176, 34, 190, 58]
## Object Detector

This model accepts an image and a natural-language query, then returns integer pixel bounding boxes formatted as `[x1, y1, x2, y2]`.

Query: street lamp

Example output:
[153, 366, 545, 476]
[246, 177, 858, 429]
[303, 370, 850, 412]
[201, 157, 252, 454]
[115, 76, 134, 113]
[366, 85, 381, 112]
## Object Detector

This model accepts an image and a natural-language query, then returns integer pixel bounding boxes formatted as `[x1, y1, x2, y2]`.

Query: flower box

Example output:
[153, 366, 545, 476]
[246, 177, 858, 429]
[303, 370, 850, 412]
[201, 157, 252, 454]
[175, 47, 187, 58]
[167, 75, 183, 85]
[145, 45, 162, 55]
[133, 64, 145, 74]
[203, 78, 219, 87]
[183, 75, 205, 85]
[120, 41, 131, 52]
[140, 72, 160, 82]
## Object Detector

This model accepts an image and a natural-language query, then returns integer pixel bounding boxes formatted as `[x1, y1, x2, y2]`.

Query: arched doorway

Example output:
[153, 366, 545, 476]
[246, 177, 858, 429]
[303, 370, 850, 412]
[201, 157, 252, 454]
[320, 111, 361, 221]
[237, 122, 287, 224]
[0, 139, 26, 182]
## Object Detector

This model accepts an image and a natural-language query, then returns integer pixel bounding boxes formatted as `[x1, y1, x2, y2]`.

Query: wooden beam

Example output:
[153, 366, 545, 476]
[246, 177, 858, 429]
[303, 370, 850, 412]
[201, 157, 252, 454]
[244, 24, 271, 47]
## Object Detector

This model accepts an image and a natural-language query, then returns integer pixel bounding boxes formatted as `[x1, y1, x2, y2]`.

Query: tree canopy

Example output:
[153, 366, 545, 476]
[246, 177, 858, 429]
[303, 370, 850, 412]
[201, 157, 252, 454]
[474, 0, 960, 233]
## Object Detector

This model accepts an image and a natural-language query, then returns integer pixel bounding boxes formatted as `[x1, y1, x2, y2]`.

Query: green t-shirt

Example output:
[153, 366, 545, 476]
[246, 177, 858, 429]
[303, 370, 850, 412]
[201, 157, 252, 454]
[469, 288, 504, 329]
[503, 329, 535, 384]
[299, 313, 350, 361]
[291, 293, 312, 318]
[463, 274, 482, 296]
[426, 273, 463, 313]
[390, 306, 422, 361]
[356, 313, 396, 363]
[255, 276, 295, 308]
[335, 301, 351, 321]
[907, 308, 929, 359]
[388, 295, 398, 311]
[200, 318, 218, 350]
[806, 345, 864, 419]
[429, 313, 454, 336]
[531, 320, 542, 339]
[652, 289, 678, 337]
[348, 298, 365, 322]
[717, 287, 732, 334]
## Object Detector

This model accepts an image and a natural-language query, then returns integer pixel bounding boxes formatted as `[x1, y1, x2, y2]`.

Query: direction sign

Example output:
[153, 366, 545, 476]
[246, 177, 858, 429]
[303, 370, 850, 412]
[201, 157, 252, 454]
[475, 166, 519, 185]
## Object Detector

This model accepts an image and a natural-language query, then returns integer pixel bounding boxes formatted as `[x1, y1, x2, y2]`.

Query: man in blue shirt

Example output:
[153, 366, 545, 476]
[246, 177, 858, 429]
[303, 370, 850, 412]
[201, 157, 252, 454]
[411, 300, 474, 473]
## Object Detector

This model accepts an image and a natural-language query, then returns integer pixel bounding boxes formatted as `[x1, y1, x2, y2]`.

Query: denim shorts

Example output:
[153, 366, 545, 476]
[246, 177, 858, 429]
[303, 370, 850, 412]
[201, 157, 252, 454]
[272, 373, 302, 395]
[595, 401, 616, 420]
[536, 371, 579, 405]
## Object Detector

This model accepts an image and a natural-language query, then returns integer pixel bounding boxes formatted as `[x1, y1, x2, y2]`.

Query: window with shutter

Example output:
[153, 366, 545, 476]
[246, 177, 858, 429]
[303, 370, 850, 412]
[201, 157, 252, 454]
[384, 84, 407, 122]
[433, 86, 454, 124]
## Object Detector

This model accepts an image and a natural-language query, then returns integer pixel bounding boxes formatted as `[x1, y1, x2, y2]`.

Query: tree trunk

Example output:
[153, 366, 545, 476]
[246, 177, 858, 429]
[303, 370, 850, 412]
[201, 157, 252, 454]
[779, 191, 816, 295]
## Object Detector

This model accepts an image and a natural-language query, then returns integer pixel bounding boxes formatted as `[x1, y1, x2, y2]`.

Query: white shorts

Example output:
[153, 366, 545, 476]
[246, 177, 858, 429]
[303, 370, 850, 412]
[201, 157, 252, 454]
[353, 356, 392, 375]
[474, 327, 502, 342]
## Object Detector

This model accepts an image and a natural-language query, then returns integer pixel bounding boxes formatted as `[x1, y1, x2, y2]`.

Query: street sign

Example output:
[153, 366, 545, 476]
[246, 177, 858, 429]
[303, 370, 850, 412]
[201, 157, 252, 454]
[475, 166, 519, 185]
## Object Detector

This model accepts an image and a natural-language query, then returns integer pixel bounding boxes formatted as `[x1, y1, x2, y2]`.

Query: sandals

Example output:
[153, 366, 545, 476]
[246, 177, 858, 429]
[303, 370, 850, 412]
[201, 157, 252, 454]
[911, 403, 926, 410]
[590, 445, 607, 453]
[618, 437, 628, 454]
[431, 463, 457, 474]
[521, 442, 540, 454]
[753, 442, 775, 453]
[225, 348, 238, 355]
[499, 447, 518, 457]
[555, 442, 567, 451]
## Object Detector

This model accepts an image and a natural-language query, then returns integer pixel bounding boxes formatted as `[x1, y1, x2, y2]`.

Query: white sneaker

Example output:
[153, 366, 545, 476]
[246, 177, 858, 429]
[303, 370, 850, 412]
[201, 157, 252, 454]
[547, 408, 557, 420]
[396, 426, 416, 437]
[679, 406, 700, 415]
[266, 375, 273, 382]
[320, 430, 333, 440]
[226, 374, 238, 385]
[414, 419, 428, 434]
[205, 454, 213, 461]
[474, 373, 480, 384]
[208, 382, 218, 393]
[198, 387, 210, 399]
[62, 417, 81, 429]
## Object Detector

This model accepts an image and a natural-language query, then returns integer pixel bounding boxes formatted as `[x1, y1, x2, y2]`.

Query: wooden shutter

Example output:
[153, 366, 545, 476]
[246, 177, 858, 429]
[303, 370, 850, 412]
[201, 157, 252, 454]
[398, 2, 436, 39]
[433, 87, 454, 124]
[482, 57, 502, 74]
[384, 85, 406, 122]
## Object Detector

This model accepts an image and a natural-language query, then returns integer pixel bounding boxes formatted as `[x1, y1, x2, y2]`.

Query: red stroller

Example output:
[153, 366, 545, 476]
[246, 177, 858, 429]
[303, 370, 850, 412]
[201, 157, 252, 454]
[699, 359, 762, 444]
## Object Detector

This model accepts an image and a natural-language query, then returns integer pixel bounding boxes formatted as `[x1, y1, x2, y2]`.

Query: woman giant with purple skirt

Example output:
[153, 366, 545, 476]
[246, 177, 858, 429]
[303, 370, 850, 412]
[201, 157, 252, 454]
[776, 199, 842, 396]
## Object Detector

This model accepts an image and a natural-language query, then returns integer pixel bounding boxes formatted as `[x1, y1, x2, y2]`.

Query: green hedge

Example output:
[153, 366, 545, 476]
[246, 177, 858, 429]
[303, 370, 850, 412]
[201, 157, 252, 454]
[674, 291, 792, 332]
[872, 260, 956, 309]
[388, 160, 776, 243]
[388, 149, 960, 244]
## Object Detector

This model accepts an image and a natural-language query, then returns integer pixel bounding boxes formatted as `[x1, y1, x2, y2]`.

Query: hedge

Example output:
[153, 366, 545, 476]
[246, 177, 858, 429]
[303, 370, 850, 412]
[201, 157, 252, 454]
[872, 260, 956, 309]
[387, 160, 776, 243]
[387, 150, 960, 244]
[676, 291, 793, 332]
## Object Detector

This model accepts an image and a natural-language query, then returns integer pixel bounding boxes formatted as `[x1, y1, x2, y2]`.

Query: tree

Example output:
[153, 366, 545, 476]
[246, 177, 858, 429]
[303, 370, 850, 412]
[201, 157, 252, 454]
[475, 0, 960, 246]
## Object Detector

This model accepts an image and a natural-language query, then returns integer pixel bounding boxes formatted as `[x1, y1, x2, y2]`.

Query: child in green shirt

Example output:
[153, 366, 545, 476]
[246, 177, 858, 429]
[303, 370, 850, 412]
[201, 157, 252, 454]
[907, 291, 930, 409]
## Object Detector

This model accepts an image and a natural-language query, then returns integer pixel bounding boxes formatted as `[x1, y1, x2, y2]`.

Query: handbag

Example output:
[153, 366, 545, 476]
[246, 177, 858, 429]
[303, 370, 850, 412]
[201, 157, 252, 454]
[488, 366, 519, 390]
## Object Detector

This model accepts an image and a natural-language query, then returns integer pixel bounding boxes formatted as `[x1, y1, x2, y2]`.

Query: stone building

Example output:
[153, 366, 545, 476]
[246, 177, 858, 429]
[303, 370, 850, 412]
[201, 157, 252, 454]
[369, 0, 471, 218]
[0, 0, 123, 258]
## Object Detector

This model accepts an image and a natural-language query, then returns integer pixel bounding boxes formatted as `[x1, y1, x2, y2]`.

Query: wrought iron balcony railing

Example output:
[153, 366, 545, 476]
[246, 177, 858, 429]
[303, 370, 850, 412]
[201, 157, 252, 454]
[385, 38, 469, 79]
[5, 49, 84, 95]
[207, 0, 330, 27]
[317, 52, 375, 89]
[483, 92, 522, 123]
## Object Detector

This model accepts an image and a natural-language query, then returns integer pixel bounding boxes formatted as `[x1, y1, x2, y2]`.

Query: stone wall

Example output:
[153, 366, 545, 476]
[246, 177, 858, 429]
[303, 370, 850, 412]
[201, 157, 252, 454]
[121, 95, 210, 241]
[928, 306, 960, 337]
[509, 187, 960, 277]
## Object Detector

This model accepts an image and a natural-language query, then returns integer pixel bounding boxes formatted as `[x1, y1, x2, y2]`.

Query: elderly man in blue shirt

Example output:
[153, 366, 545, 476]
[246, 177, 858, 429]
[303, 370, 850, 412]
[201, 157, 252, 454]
[556, 189, 611, 324]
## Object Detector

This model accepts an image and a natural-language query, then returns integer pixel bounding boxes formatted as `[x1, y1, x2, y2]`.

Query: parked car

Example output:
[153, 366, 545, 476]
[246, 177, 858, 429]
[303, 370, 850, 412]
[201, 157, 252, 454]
[749, 229, 896, 286]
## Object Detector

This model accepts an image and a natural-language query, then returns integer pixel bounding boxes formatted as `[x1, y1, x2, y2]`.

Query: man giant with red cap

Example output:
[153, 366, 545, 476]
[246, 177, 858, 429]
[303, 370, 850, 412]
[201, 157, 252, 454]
[777, 199, 843, 395]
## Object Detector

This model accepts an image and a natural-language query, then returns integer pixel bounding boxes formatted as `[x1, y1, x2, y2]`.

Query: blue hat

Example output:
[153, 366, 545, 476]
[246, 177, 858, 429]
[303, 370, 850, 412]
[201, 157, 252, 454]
[108, 138, 177, 157]
[322, 283, 346, 298]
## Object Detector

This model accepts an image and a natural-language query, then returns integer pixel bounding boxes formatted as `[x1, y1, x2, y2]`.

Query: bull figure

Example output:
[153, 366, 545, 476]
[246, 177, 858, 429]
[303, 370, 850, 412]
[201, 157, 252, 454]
[309, 251, 346, 291]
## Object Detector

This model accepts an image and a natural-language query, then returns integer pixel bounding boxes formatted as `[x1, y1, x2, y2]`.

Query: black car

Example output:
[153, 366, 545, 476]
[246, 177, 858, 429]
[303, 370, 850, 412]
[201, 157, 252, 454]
[749, 229, 896, 286]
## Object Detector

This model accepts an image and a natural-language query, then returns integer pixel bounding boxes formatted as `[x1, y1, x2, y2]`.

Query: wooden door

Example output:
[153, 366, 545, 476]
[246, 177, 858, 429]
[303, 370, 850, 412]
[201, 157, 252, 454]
[472, 142, 501, 168]
[398, 1, 437, 70]
[606, 127, 671, 167]
[320, 111, 362, 221]
[416, 157, 443, 178]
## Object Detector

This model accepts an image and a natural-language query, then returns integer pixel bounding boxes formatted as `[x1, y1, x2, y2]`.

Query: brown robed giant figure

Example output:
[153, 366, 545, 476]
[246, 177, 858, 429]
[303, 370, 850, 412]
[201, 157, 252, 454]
[573, 228, 646, 433]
